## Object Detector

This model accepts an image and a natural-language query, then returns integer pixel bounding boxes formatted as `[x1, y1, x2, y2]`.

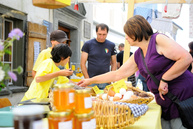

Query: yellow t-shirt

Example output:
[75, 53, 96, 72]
[22, 59, 69, 102]
[33, 47, 69, 71]
[33, 47, 52, 71]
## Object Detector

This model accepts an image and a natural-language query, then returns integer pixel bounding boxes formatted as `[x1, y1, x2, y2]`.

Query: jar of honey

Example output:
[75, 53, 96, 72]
[75, 88, 92, 114]
[13, 105, 44, 129]
[74, 111, 96, 129]
[53, 83, 75, 111]
[48, 110, 73, 129]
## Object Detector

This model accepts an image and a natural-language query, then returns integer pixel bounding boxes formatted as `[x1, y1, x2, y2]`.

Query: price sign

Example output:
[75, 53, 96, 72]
[105, 84, 113, 90]
[71, 65, 75, 71]
[113, 79, 127, 93]
[92, 86, 101, 94]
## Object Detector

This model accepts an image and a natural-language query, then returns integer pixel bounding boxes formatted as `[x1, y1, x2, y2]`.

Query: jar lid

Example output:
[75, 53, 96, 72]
[48, 110, 72, 117]
[13, 105, 44, 116]
[74, 110, 94, 118]
[54, 83, 75, 89]
[75, 88, 91, 94]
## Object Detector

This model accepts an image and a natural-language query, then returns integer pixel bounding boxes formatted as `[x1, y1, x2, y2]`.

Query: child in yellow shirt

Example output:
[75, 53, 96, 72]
[32, 30, 71, 78]
[21, 44, 73, 102]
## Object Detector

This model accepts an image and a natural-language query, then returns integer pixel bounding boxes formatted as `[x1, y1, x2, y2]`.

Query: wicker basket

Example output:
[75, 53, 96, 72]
[92, 100, 141, 129]
[101, 86, 154, 105]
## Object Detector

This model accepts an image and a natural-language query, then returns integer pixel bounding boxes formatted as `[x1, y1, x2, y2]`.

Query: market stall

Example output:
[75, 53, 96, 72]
[0, 82, 157, 129]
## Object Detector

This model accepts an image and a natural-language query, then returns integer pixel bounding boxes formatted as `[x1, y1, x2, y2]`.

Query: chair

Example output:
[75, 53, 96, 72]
[0, 98, 12, 108]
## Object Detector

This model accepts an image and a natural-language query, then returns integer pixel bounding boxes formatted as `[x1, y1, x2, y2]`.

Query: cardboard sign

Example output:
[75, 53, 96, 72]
[71, 65, 75, 71]
[113, 79, 127, 93]
[92, 86, 101, 94]
[105, 84, 113, 90]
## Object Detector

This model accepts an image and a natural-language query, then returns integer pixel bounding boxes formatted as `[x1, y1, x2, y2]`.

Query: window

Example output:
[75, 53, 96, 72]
[2, 19, 13, 84]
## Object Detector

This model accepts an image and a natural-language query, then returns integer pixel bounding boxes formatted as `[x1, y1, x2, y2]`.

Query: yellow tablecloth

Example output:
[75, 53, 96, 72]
[126, 100, 162, 129]
[0, 99, 162, 129]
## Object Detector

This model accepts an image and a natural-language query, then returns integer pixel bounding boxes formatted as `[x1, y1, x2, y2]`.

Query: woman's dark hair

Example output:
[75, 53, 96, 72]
[188, 41, 193, 52]
[51, 44, 72, 63]
[96, 23, 109, 33]
[124, 15, 153, 42]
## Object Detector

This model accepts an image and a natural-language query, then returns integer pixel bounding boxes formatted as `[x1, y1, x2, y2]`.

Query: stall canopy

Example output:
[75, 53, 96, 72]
[71, 0, 193, 4]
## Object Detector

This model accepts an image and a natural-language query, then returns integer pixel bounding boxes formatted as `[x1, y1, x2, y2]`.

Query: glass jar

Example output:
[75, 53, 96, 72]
[74, 111, 96, 129]
[75, 88, 92, 114]
[53, 83, 75, 111]
[13, 105, 44, 129]
[48, 110, 73, 129]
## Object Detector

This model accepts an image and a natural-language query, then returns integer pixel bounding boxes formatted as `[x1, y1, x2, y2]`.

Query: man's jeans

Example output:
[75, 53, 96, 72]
[89, 83, 109, 90]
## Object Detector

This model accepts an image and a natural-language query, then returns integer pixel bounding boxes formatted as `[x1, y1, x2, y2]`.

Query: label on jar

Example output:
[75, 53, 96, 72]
[82, 121, 91, 129]
[90, 118, 96, 129]
[84, 97, 92, 109]
[59, 120, 72, 129]
[69, 93, 74, 103]
[32, 120, 43, 129]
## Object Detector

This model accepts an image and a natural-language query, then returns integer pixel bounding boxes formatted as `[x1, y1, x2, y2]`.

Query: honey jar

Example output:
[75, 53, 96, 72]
[53, 83, 75, 111]
[74, 111, 96, 129]
[48, 110, 73, 129]
[13, 105, 44, 129]
[75, 88, 92, 114]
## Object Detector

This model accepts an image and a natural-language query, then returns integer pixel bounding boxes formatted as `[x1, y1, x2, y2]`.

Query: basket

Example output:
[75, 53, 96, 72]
[119, 86, 154, 105]
[92, 100, 141, 129]
[101, 86, 154, 105]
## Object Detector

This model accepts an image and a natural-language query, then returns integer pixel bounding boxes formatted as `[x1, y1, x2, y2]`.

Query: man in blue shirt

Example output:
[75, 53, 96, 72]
[80, 23, 117, 89]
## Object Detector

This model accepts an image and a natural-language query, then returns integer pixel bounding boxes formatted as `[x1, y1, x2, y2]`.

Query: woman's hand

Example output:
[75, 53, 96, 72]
[77, 79, 91, 87]
[158, 81, 168, 100]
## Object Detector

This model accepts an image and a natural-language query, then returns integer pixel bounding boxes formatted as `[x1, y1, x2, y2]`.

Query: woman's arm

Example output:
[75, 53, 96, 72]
[156, 34, 192, 81]
[191, 62, 193, 73]
[156, 34, 193, 100]
[78, 54, 138, 87]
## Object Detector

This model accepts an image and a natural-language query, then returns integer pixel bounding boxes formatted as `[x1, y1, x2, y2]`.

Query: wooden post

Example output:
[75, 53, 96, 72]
[123, 0, 134, 80]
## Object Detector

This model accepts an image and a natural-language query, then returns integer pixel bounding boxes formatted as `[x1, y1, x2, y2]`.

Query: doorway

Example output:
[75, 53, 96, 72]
[58, 26, 71, 46]
[58, 25, 71, 70]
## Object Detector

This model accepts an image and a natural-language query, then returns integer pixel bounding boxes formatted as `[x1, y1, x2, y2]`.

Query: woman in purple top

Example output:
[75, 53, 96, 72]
[78, 15, 193, 129]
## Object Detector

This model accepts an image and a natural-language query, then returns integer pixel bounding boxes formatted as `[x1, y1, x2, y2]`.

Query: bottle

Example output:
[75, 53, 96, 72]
[74, 88, 92, 114]
[137, 79, 143, 90]
[53, 83, 75, 111]
[48, 110, 73, 129]
[74, 111, 96, 129]
[13, 105, 44, 129]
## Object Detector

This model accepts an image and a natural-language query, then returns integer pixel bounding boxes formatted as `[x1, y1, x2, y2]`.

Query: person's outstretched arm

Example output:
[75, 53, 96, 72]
[78, 54, 138, 87]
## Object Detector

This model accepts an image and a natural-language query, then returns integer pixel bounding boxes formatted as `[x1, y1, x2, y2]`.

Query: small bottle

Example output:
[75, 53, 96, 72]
[74, 88, 92, 114]
[13, 105, 44, 129]
[74, 111, 96, 129]
[48, 110, 73, 129]
[137, 79, 143, 90]
[53, 83, 75, 111]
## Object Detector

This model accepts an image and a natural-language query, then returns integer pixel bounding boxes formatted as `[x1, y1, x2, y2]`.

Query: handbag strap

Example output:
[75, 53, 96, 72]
[140, 49, 180, 103]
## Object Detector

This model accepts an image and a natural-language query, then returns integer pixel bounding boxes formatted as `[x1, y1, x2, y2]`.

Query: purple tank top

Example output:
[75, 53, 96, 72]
[134, 33, 193, 120]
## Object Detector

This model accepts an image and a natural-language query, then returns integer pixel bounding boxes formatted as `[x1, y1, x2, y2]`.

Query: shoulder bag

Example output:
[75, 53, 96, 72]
[140, 49, 193, 129]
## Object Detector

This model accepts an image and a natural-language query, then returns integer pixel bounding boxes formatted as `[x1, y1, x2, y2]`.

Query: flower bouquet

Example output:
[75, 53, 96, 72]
[0, 28, 24, 91]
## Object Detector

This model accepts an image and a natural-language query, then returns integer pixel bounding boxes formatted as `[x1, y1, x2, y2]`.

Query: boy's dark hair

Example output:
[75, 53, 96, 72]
[51, 44, 72, 63]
